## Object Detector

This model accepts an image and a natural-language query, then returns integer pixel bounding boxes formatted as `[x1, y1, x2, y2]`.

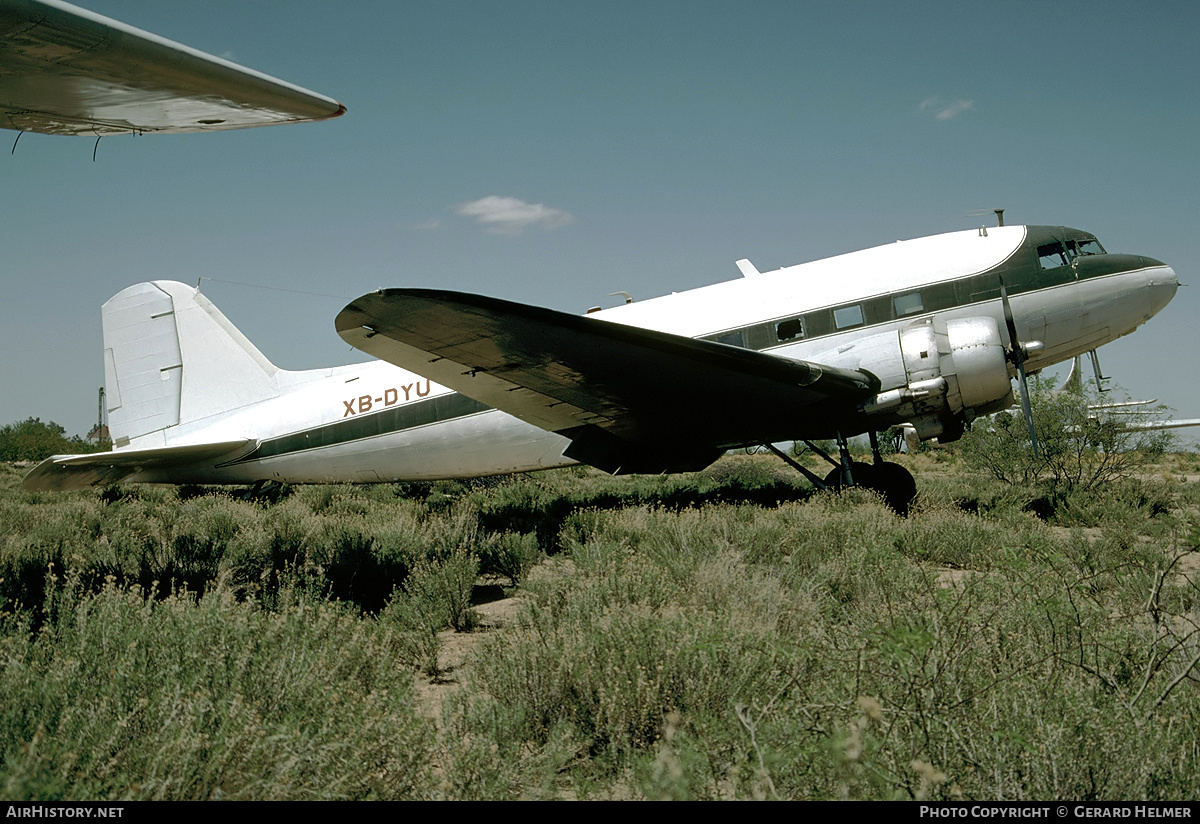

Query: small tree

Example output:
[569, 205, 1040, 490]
[960, 378, 1174, 492]
[0, 418, 99, 462]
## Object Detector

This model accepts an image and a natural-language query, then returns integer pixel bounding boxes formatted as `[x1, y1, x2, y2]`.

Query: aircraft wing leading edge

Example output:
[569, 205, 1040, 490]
[0, 0, 344, 135]
[337, 290, 880, 474]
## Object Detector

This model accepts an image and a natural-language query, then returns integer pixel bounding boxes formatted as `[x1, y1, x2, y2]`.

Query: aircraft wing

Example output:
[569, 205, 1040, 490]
[22, 439, 250, 491]
[0, 0, 344, 135]
[336, 290, 879, 474]
[1108, 418, 1200, 432]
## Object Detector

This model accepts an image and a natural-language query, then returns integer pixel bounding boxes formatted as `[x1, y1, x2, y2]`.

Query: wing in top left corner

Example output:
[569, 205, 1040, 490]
[0, 0, 345, 135]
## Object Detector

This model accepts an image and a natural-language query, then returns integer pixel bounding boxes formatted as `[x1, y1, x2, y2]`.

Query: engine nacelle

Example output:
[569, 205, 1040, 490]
[812, 316, 1013, 443]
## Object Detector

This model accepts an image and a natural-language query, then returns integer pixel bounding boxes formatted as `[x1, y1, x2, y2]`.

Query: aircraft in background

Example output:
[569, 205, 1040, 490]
[1060, 356, 1200, 434]
[24, 224, 1180, 510]
[0, 0, 343, 136]
[891, 354, 1200, 455]
[1088, 402, 1200, 434]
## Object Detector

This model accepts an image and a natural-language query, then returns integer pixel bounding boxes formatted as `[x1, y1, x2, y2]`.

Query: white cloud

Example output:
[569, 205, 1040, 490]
[919, 96, 974, 120]
[455, 195, 573, 235]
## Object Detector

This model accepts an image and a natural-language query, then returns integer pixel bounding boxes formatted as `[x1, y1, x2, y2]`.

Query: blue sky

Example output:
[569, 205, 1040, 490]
[3, 0, 1197, 442]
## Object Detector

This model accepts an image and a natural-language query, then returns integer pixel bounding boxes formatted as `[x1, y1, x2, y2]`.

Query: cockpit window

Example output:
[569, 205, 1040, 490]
[1040, 237, 1106, 269]
[1070, 238, 1105, 257]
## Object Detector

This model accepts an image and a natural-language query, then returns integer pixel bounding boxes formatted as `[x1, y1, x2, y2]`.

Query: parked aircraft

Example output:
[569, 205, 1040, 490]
[6, 5, 1181, 507]
[23, 224, 1180, 509]
[1060, 356, 1200, 433]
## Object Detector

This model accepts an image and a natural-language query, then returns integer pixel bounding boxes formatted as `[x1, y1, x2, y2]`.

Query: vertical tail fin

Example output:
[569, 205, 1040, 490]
[103, 281, 280, 446]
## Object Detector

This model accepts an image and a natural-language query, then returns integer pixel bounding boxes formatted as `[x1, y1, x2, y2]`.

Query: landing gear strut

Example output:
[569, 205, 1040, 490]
[763, 431, 917, 514]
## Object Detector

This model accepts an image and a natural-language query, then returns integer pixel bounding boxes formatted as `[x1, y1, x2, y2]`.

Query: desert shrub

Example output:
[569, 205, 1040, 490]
[961, 379, 1174, 493]
[163, 497, 265, 596]
[1048, 478, 1176, 528]
[298, 514, 402, 612]
[379, 581, 443, 676]
[892, 508, 1014, 569]
[479, 531, 542, 586]
[470, 506, 815, 784]
[0, 575, 433, 800]
[4, 456, 1200, 799]
[406, 544, 480, 633]
[434, 691, 581, 800]
[379, 541, 481, 674]
[471, 601, 789, 761]
[0, 497, 107, 619]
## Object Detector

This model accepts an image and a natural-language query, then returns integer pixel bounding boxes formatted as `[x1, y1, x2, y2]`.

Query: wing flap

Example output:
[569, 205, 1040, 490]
[22, 439, 250, 491]
[336, 290, 879, 453]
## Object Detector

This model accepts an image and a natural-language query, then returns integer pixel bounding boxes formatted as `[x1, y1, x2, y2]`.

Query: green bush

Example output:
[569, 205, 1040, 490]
[0, 419, 102, 462]
[961, 379, 1174, 493]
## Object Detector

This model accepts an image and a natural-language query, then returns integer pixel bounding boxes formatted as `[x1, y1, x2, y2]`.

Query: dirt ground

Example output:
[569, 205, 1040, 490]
[412, 559, 576, 722]
[412, 590, 522, 720]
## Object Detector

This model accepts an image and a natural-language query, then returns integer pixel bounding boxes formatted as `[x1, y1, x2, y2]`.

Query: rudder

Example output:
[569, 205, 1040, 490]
[103, 281, 280, 446]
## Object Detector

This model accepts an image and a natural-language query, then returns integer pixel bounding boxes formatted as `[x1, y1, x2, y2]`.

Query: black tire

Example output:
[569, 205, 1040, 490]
[869, 462, 917, 514]
[822, 460, 916, 514]
[822, 461, 875, 491]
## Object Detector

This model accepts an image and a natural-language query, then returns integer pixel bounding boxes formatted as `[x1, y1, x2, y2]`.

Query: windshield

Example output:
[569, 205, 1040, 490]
[1039, 236, 1106, 269]
[1070, 238, 1105, 257]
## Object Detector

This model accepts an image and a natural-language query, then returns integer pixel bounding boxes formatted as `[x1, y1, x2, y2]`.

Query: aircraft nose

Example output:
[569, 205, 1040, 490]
[1144, 263, 1178, 317]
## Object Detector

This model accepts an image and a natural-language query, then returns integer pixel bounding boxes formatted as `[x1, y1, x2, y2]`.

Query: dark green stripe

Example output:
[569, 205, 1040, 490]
[230, 392, 491, 464]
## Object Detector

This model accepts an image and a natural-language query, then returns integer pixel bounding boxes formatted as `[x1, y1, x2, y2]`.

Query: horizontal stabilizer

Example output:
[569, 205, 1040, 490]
[22, 439, 249, 491]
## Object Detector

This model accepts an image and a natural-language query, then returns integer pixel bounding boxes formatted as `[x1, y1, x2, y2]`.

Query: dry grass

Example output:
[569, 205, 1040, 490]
[2, 449, 1199, 799]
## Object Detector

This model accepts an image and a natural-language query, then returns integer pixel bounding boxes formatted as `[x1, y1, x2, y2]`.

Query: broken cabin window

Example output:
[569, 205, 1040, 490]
[775, 317, 804, 341]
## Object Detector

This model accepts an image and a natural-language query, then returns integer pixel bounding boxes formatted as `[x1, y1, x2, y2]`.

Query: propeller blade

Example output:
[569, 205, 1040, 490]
[1016, 361, 1040, 458]
[999, 275, 1040, 458]
[998, 276, 1023, 365]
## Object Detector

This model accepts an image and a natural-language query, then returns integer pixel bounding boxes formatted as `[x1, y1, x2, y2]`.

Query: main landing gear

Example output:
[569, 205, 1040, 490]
[762, 431, 917, 514]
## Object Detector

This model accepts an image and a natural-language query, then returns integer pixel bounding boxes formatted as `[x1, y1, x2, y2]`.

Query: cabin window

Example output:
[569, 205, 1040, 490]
[833, 304, 864, 329]
[1038, 241, 1070, 269]
[893, 292, 924, 317]
[775, 317, 804, 341]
